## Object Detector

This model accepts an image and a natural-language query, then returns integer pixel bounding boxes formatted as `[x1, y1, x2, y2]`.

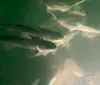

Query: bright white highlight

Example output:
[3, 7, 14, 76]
[46, 0, 86, 12]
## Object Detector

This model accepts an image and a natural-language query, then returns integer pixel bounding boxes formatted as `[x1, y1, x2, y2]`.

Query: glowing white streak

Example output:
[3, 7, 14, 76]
[55, 20, 76, 32]
[76, 23, 100, 39]
[56, 19, 100, 33]
[35, 46, 57, 56]
[68, 10, 86, 16]
[29, 47, 57, 58]
[77, 23, 100, 33]
[49, 77, 56, 85]
[70, 0, 86, 8]
[47, 9, 58, 20]
[56, 19, 100, 39]
[46, 4, 71, 12]
[46, 0, 86, 12]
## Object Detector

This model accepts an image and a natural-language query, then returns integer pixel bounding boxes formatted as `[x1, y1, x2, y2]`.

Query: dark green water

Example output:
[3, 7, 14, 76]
[1, 1, 53, 85]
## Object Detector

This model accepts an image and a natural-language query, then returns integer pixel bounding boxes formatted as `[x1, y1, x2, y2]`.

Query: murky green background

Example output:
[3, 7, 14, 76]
[0, 0, 100, 85]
